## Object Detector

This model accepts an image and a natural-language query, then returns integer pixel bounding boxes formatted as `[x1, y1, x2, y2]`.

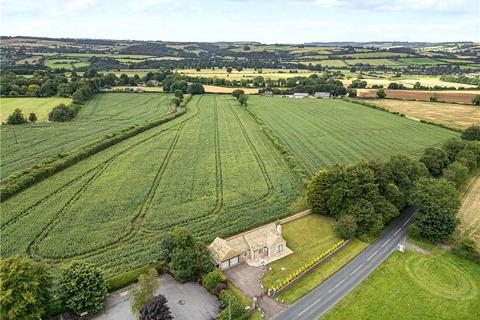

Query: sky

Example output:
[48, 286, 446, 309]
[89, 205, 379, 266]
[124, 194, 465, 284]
[1, 0, 479, 43]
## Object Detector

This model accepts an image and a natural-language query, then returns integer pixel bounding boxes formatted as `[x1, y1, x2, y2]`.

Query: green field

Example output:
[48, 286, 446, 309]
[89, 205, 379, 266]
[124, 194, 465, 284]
[0, 95, 302, 276]
[0, 93, 173, 178]
[0, 97, 71, 123]
[399, 57, 445, 65]
[344, 58, 402, 66]
[44, 58, 90, 69]
[248, 96, 458, 176]
[322, 245, 480, 320]
[337, 52, 412, 58]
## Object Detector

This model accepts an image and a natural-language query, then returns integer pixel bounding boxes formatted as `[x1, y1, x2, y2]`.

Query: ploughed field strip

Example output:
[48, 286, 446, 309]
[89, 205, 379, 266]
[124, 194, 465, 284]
[0, 93, 173, 178]
[0, 95, 301, 276]
[248, 96, 458, 177]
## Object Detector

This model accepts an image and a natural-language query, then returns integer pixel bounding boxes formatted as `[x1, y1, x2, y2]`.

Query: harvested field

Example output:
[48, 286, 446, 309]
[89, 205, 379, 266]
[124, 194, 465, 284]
[203, 85, 258, 94]
[357, 89, 479, 104]
[358, 99, 480, 129]
[458, 175, 480, 247]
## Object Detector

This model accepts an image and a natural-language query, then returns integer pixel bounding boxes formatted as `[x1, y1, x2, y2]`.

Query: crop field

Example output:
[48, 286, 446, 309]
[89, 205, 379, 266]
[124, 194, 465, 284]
[399, 57, 445, 65]
[248, 96, 458, 176]
[176, 68, 319, 80]
[203, 85, 259, 94]
[0, 95, 302, 276]
[338, 52, 412, 58]
[458, 175, 480, 248]
[357, 89, 479, 103]
[360, 99, 480, 129]
[299, 60, 347, 67]
[0, 97, 71, 123]
[322, 245, 480, 320]
[344, 59, 402, 66]
[0, 93, 173, 178]
[44, 58, 90, 69]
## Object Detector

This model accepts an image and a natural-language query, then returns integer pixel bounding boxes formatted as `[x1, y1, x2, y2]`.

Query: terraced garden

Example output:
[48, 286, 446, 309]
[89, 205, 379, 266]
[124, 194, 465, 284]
[248, 96, 458, 177]
[0, 93, 173, 178]
[0, 95, 302, 276]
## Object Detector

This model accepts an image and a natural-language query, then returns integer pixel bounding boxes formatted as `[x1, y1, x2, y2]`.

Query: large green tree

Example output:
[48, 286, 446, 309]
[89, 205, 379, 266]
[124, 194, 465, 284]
[160, 227, 213, 282]
[461, 125, 480, 141]
[0, 256, 52, 320]
[6, 108, 27, 125]
[60, 261, 108, 315]
[409, 177, 460, 242]
[420, 147, 450, 177]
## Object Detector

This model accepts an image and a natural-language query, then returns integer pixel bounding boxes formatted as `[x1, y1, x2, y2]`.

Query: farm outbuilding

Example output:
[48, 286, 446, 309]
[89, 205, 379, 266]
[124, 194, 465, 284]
[314, 92, 330, 98]
[208, 223, 292, 270]
[292, 92, 309, 99]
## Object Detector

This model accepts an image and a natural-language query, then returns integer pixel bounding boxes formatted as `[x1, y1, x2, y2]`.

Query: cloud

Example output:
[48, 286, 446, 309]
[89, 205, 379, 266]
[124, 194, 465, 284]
[312, 0, 474, 12]
[68, 0, 96, 10]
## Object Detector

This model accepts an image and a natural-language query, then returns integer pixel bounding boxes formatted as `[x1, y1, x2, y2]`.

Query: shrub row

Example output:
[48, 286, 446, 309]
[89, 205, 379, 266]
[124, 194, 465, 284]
[106, 262, 164, 292]
[269, 240, 345, 293]
[245, 107, 309, 185]
[0, 97, 191, 201]
[343, 98, 462, 133]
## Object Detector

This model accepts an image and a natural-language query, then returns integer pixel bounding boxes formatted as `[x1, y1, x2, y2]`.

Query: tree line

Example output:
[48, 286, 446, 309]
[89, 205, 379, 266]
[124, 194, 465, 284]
[307, 125, 480, 250]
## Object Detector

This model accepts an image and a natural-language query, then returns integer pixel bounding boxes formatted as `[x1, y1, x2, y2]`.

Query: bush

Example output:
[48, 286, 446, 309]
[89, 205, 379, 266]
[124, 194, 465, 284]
[6, 108, 27, 125]
[48, 104, 76, 122]
[60, 261, 108, 315]
[238, 94, 249, 106]
[129, 268, 160, 315]
[0, 256, 52, 320]
[202, 269, 223, 292]
[376, 88, 386, 99]
[107, 263, 162, 292]
[187, 83, 205, 95]
[473, 95, 480, 106]
[442, 161, 469, 188]
[140, 295, 173, 320]
[217, 302, 246, 320]
[232, 89, 245, 99]
[28, 112, 38, 123]
[335, 215, 358, 238]
[461, 125, 480, 141]
[215, 283, 228, 295]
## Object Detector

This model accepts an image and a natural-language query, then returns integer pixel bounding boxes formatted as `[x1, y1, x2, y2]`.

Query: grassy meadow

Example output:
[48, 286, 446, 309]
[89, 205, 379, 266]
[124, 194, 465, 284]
[322, 244, 480, 320]
[1, 93, 173, 178]
[458, 174, 480, 248]
[248, 96, 458, 176]
[0, 97, 71, 123]
[0, 95, 302, 276]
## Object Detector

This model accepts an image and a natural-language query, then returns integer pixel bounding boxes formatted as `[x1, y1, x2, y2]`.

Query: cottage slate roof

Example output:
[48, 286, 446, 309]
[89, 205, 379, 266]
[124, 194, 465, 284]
[208, 223, 284, 263]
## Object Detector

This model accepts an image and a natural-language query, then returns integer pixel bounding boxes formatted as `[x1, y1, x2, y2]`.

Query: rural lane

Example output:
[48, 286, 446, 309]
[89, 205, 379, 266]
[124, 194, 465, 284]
[274, 207, 417, 320]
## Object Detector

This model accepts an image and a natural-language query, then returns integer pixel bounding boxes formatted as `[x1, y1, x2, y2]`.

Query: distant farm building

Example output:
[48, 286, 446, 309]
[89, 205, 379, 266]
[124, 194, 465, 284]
[314, 92, 331, 99]
[208, 223, 292, 270]
[292, 93, 309, 99]
[262, 91, 273, 97]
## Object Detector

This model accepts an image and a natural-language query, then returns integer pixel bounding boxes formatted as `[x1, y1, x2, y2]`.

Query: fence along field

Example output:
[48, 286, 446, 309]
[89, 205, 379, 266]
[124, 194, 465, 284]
[0, 93, 173, 178]
[248, 96, 459, 177]
[0, 95, 302, 276]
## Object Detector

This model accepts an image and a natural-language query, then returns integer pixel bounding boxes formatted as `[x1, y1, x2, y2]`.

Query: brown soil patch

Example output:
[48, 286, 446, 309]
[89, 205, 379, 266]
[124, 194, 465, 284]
[203, 85, 259, 94]
[358, 89, 478, 104]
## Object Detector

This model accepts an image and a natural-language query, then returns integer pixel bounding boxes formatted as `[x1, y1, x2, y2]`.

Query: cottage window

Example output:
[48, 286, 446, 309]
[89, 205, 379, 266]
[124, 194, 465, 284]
[277, 244, 284, 253]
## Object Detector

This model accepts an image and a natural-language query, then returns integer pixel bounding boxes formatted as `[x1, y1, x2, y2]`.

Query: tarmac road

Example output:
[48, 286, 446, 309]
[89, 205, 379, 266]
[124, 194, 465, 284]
[274, 207, 417, 320]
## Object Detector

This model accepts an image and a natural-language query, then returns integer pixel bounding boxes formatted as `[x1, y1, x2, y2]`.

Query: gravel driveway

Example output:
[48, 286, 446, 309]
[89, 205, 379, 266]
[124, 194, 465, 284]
[88, 274, 220, 320]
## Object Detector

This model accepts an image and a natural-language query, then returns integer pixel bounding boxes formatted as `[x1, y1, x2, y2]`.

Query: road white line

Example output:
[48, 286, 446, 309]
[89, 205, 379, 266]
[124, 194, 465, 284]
[297, 295, 324, 317]
[393, 229, 401, 236]
[350, 265, 363, 275]
[328, 279, 345, 293]
[381, 237, 392, 248]
[367, 250, 379, 261]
